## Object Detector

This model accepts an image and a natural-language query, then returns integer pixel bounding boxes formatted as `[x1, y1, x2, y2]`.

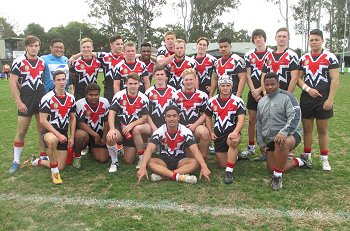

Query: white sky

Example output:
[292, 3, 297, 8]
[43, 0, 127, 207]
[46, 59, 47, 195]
[1, 0, 304, 48]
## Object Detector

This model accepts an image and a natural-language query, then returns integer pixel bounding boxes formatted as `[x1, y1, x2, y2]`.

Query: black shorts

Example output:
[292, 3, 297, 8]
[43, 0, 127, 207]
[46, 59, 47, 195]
[88, 135, 107, 149]
[115, 122, 135, 147]
[300, 93, 333, 119]
[42, 129, 68, 151]
[266, 133, 301, 152]
[246, 91, 262, 111]
[159, 154, 186, 171]
[18, 93, 44, 117]
[214, 132, 241, 153]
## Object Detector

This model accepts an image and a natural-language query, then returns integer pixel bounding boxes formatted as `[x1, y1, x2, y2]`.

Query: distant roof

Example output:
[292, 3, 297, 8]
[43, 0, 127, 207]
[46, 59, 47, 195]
[186, 42, 255, 56]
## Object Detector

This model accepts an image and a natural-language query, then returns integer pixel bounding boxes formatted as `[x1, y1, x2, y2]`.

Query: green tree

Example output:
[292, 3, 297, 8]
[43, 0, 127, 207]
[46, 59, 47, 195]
[0, 17, 17, 39]
[217, 23, 251, 42]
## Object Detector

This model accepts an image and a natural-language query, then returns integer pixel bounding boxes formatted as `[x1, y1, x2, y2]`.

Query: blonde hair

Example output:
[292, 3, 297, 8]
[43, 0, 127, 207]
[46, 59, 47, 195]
[80, 38, 93, 46]
[181, 68, 197, 78]
[175, 39, 186, 45]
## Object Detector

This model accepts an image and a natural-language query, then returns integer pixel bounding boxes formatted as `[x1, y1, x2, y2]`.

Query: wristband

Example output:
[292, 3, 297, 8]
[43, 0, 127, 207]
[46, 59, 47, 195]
[302, 84, 307, 90]
[306, 87, 311, 92]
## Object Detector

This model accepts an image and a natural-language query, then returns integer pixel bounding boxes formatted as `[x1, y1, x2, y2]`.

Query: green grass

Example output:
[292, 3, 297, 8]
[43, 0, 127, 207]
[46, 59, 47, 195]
[0, 74, 350, 230]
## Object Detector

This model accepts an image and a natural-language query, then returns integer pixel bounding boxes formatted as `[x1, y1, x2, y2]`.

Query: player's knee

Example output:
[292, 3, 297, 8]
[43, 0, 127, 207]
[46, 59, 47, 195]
[228, 139, 239, 148]
[46, 138, 58, 148]
[132, 126, 142, 136]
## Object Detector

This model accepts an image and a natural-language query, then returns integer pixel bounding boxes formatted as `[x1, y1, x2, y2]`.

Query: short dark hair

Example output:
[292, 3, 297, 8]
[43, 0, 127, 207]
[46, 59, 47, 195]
[153, 64, 166, 73]
[197, 37, 209, 46]
[218, 37, 231, 44]
[251, 29, 266, 43]
[310, 29, 323, 39]
[109, 34, 123, 43]
[264, 72, 278, 82]
[276, 27, 290, 37]
[164, 105, 180, 116]
[50, 38, 64, 46]
[85, 83, 101, 95]
[126, 72, 140, 82]
[141, 42, 151, 49]
[25, 35, 41, 46]
[53, 70, 66, 81]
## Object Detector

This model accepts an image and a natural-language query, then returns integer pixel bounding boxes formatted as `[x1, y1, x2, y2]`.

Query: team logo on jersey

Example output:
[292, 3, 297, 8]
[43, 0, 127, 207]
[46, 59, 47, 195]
[25, 65, 30, 71]
[179, 98, 183, 102]
[80, 64, 85, 69]
[305, 60, 309, 65]
[213, 106, 217, 111]
[123, 69, 128, 74]
[163, 138, 167, 144]
[170, 66, 174, 71]
[268, 60, 272, 65]
[54, 103, 58, 109]
[251, 58, 256, 64]
[153, 94, 157, 99]
[86, 110, 91, 116]
[122, 100, 127, 106]
[108, 57, 112, 61]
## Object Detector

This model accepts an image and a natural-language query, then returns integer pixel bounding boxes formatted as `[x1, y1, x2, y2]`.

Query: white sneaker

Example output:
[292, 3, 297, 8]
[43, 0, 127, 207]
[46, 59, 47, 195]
[136, 158, 143, 169]
[209, 145, 215, 155]
[81, 146, 89, 156]
[321, 158, 332, 171]
[150, 173, 162, 182]
[178, 174, 197, 184]
[108, 162, 119, 173]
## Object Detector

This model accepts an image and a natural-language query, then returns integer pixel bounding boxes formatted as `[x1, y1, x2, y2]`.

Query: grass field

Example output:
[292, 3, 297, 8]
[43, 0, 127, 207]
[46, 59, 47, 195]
[0, 74, 349, 230]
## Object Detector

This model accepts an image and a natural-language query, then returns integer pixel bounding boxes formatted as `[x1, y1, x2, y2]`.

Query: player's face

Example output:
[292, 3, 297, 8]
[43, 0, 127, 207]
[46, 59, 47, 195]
[50, 42, 64, 58]
[264, 78, 279, 94]
[183, 74, 195, 91]
[80, 42, 93, 56]
[54, 74, 67, 90]
[165, 110, 179, 128]
[197, 40, 208, 55]
[126, 78, 140, 95]
[219, 83, 231, 96]
[125, 46, 136, 61]
[253, 35, 266, 48]
[86, 90, 100, 104]
[25, 41, 40, 58]
[309, 35, 323, 53]
[165, 35, 176, 49]
[110, 39, 123, 54]
[141, 46, 151, 61]
[175, 42, 185, 58]
[275, 31, 289, 47]
[219, 42, 231, 57]
[154, 70, 167, 85]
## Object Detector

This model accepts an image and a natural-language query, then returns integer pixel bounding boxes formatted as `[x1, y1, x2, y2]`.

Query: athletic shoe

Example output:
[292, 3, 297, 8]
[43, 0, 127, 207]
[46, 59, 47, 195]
[108, 162, 119, 173]
[136, 158, 143, 169]
[177, 174, 197, 184]
[150, 173, 162, 182]
[81, 146, 89, 156]
[239, 146, 256, 159]
[9, 162, 20, 174]
[300, 154, 313, 168]
[73, 157, 81, 169]
[209, 145, 215, 155]
[271, 175, 282, 191]
[253, 155, 267, 161]
[51, 172, 63, 185]
[31, 156, 39, 167]
[224, 171, 234, 184]
[321, 158, 332, 171]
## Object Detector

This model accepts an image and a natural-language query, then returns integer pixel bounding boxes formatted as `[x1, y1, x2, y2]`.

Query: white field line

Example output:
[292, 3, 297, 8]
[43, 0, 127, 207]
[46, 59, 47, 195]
[0, 193, 349, 221]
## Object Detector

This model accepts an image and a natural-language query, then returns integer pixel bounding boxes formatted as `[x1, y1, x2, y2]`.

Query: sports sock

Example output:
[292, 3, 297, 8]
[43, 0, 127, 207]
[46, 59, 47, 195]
[273, 167, 284, 177]
[39, 152, 48, 160]
[293, 157, 304, 167]
[50, 162, 59, 174]
[107, 145, 119, 163]
[137, 150, 144, 159]
[320, 150, 328, 158]
[248, 141, 255, 150]
[304, 147, 312, 159]
[225, 162, 235, 173]
[172, 172, 178, 181]
[13, 141, 24, 163]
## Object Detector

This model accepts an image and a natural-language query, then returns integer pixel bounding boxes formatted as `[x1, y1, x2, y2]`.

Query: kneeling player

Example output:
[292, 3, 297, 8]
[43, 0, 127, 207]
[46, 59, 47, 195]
[205, 74, 246, 184]
[137, 105, 210, 184]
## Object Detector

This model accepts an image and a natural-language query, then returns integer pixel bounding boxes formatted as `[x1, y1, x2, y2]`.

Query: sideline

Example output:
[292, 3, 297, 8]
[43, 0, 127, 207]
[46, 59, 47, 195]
[0, 193, 349, 221]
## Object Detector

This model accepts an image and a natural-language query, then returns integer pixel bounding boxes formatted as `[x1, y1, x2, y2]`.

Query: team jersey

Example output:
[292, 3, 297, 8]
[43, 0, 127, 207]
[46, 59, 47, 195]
[114, 59, 149, 93]
[41, 54, 70, 92]
[138, 58, 155, 77]
[157, 46, 174, 58]
[11, 54, 45, 95]
[96, 52, 124, 101]
[145, 85, 176, 128]
[205, 94, 246, 138]
[70, 57, 101, 97]
[166, 56, 197, 90]
[76, 97, 110, 135]
[215, 53, 246, 94]
[261, 48, 299, 91]
[150, 124, 196, 157]
[110, 89, 149, 125]
[244, 48, 272, 89]
[192, 53, 217, 95]
[39, 90, 76, 131]
[299, 49, 339, 96]
[172, 89, 208, 125]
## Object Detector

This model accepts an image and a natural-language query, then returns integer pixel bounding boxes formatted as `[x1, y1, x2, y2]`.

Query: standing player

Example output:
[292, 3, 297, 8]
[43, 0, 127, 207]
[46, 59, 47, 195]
[39, 70, 76, 184]
[156, 31, 176, 66]
[107, 73, 151, 169]
[2, 63, 10, 80]
[114, 42, 150, 93]
[137, 105, 211, 184]
[8, 35, 46, 174]
[173, 68, 210, 160]
[192, 37, 217, 96]
[139, 42, 156, 82]
[166, 39, 197, 90]
[70, 38, 101, 101]
[241, 29, 272, 159]
[145, 65, 176, 132]
[261, 27, 299, 94]
[205, 74, 246, 184]
[209, 37, 246, 98]
[298, 29, 339, 171]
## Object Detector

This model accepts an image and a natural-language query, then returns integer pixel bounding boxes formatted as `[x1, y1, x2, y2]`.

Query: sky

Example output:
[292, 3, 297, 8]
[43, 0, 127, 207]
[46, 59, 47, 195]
[0, 0, 304, 49]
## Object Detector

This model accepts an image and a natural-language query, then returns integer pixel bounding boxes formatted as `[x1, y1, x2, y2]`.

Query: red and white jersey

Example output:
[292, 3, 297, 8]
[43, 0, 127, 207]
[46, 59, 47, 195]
[70, 57, 101, 93]
[166, 56, 197, 90]
[205, 94, 246, 138]
[244, 48, 272, 89]
[157, 46, 174, 58]
[299, 49, 339, 95]
[150, 124, 196, 157]
[114, 59, 149, 93]
[192, 53, 217, 95]
[172, 89, 208, 125]
[262, 48, 299, 91]
[11, 54, 45, 95]
[40, 91, 76, 131]
[138, 58, 155, 77]
[145, 85, 176, 128]
[110, 89, 149, 125]
[76, 97, 109, 135]
[215, 53, 246, 94]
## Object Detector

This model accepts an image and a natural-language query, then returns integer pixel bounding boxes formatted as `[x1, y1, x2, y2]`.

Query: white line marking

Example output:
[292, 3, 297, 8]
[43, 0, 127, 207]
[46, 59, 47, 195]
[0, 193, 349, 220]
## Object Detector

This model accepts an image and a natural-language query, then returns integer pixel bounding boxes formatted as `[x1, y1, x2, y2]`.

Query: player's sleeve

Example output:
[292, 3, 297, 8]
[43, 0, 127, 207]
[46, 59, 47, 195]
[289, 52, 299, 71]
[328, 53, 339, 69]
[205, 100, 213, 117]
[150, 130, 161, 145]
[75, 101, 86, 123]
[114, 67, 121, 81]
[236, 98, 246, 115]
[39, 95, 51, 114]
[235, 57, 246, 74]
